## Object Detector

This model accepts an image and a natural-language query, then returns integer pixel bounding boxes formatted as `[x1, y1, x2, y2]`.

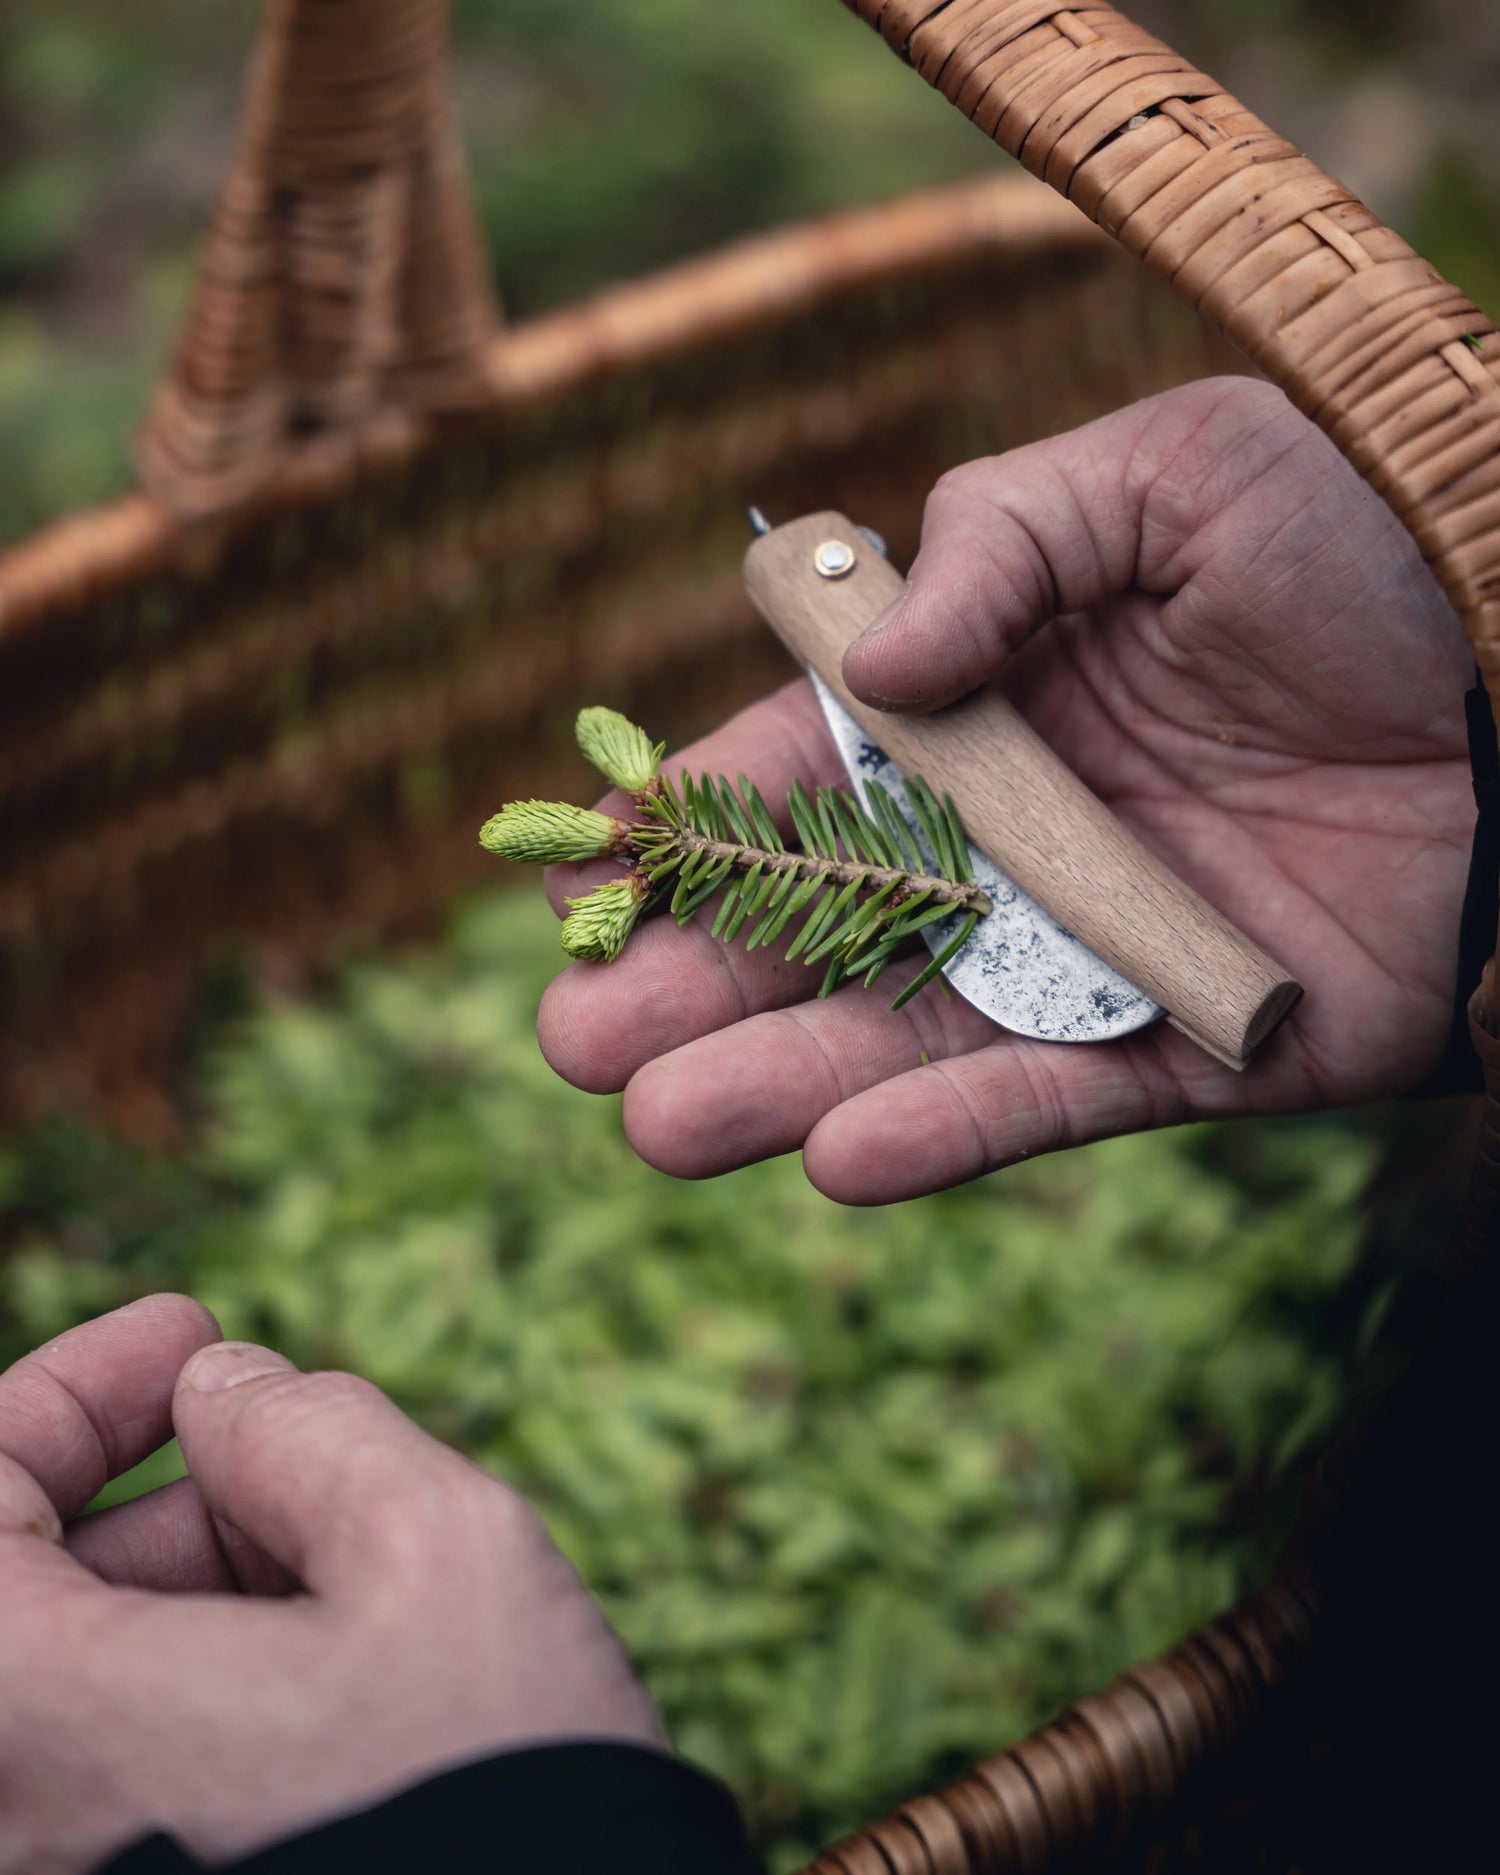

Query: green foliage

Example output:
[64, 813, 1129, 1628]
[492, 707, 989, 1002]
[0, 889, 1390, 1870]
[0, 2, 258, 539]
[560, 871, 651, 961]
[633, 766, 987, 1004]
[1413, 146, 1500, 324]
[452, 0, 992, 316]
[480, 799, 626, 867]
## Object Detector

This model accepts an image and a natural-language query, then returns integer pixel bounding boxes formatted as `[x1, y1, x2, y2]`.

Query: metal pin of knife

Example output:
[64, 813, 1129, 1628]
[743, 508, 1301, 1069]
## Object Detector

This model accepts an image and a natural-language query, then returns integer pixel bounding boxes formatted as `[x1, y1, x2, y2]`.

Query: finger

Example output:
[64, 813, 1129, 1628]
[172, 1344, 480, 1593]
[68, 1476, 297, 1596]
[542, 678, 840, 918]
[620, 964, 998, 1177]
[800, 1024, 1257, 1206]
[0, 1450, 65, 1547]
[0, 1294, 221, 1520]
[0, 1450, 97, 1603]
[841, 377, 1281, 712]
[540, 906, 823, 1095]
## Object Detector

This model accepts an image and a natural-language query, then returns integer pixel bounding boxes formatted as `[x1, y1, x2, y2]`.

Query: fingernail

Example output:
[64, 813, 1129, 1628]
[19, 1502, 64, 1546]
[183, 1342, 295, 1393]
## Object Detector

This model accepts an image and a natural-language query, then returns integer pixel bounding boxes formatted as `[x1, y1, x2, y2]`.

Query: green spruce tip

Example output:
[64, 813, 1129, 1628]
[560, 874, 650, 961]
[575, 707, 665, 793]
[478, 704, 990, 1001]
[625, 748, 990, 1002]
[480, 799, 627, 867]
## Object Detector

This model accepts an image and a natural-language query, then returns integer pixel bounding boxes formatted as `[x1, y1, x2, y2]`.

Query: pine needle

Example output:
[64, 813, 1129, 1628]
[485, 708, 992, 1010]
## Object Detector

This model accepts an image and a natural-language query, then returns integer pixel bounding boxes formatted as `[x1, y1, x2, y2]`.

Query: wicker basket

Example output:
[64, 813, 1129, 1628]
[0, 2, 1241, 1136]
[2, 2, 1495, 1866]
[801, 5, 1500, 1871]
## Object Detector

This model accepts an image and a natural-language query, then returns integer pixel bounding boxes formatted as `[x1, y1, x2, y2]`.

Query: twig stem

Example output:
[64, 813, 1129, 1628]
[629, 825, 990, 914]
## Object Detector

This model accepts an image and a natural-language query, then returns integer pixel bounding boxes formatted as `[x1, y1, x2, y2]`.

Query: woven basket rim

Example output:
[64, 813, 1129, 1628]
[0, 172, 1103, 644]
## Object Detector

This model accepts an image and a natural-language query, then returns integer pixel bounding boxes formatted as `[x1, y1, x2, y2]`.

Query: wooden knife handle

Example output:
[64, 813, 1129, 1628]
[744, 512, 1301, 1070]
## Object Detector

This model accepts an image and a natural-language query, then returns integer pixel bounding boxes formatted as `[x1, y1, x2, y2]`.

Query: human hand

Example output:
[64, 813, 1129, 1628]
[538, 377, 1474, 1203]
[0, 1296, 662, 1875]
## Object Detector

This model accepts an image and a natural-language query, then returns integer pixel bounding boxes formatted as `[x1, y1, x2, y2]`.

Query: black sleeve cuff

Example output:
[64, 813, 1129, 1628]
[1411, 678, 1499, 1099]
[99, 1741, 763, 1875]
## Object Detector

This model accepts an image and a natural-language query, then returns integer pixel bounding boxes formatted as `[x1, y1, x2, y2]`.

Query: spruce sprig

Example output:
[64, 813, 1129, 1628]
[481, 708, 990, 1009]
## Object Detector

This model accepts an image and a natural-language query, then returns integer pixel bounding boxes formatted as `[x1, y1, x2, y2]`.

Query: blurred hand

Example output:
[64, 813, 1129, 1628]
[539, 377, 1474, 1204]
[0, 1296, 661, 1875]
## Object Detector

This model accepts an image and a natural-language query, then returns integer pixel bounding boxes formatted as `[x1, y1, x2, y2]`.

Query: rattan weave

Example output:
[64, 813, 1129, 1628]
[135, 0, 497, 515]
[800, 5, 1500, 1871]
[842, 3, 1500, 712]
[0, 9, 1240, 1134]
[2, 2, 1493, 1867]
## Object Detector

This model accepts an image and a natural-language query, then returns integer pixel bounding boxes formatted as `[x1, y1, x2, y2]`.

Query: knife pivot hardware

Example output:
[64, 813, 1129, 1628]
[813, 538, 858, 580]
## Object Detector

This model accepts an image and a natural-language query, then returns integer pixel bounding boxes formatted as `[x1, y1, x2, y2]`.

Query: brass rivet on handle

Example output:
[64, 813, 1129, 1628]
[813, 538, 857, 579]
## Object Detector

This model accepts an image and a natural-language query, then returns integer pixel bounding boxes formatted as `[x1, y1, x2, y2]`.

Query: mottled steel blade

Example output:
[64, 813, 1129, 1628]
[809, 672, 1160, 1042]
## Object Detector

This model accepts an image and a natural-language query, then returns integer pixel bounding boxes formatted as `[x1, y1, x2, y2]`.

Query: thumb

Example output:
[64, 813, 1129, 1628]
[842, 429, 1136, 713]
[173, 1342, 467, 1593]
[841, 377, 1274, 713]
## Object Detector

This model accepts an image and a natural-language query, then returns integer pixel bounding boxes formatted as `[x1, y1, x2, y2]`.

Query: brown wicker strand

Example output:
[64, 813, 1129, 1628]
[805, 1572, 1316, 1873]
[813, 3, 1500, 1868]
[0, 172, 1242, 1132]
[135, 0, 498, 518]
[839, 0, 1500, 1246]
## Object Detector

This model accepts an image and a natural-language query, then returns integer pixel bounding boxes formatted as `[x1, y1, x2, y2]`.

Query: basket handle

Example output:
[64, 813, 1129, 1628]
[136, 0, 498, 517]
[797, 8, 1500, 1871]
[840, 0, 1500, 1244]
[842, 4, 1499, 686]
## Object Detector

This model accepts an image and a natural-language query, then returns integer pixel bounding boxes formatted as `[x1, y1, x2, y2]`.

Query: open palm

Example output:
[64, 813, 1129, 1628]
[538, 379, 1474, 1203]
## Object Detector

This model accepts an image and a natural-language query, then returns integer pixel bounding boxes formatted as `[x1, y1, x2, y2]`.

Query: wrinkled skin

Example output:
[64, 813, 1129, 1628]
[0, 1297, 661, 1875]
[539, 379, 1473, 1204]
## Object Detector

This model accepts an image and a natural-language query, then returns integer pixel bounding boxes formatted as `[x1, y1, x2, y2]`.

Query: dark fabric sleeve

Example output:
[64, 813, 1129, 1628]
[98, 1741, 763, 1875]
[1411, 678, 1500, 1099]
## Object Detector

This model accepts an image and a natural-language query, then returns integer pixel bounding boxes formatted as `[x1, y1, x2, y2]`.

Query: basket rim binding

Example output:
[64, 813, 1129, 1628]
[0, 172, 1102, 642]
[804, 6, 1500, 1869]
[7, 2, 1497, 1867]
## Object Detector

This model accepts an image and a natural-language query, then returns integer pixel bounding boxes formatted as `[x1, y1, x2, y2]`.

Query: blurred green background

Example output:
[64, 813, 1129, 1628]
[0, 0, 1495, 547]
[0, 896, 1442, 1869]
[0, 3, 1488, 1868]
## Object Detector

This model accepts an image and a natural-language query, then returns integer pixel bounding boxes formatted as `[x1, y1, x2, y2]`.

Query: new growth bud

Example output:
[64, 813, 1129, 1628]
[477, 703, 987, 1003]
[575, 708, 664, 793]
[560, 873, 651, 961]
[480, 800, 626, 866]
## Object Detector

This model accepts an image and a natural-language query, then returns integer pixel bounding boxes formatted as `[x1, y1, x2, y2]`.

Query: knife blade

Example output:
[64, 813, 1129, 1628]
[807, 669, 1160, 1041]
